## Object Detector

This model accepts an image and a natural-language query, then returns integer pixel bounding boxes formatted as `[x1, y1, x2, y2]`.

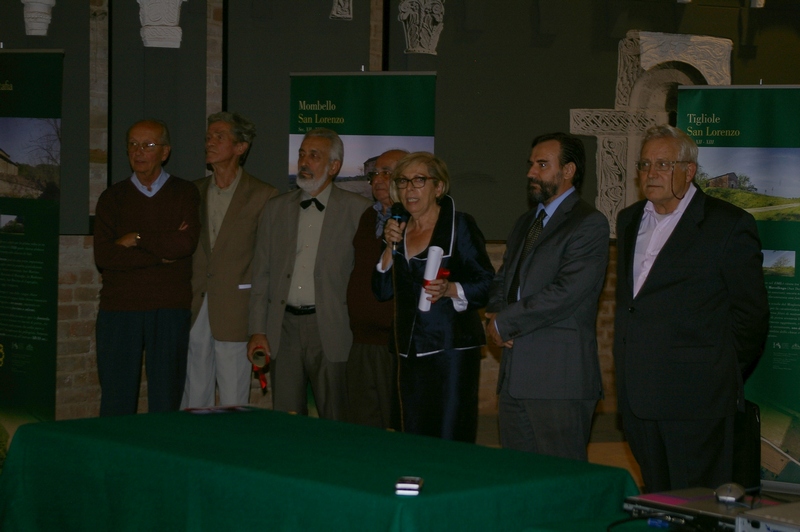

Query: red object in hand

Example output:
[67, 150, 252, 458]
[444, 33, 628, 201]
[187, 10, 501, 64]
[423, 268, 451, 287]
[252, 347, 270, 391]
[254, 365, 268, 391]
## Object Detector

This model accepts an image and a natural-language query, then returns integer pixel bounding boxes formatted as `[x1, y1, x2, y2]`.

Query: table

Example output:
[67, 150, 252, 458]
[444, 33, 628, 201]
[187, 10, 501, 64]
[0, 408, 638, 531]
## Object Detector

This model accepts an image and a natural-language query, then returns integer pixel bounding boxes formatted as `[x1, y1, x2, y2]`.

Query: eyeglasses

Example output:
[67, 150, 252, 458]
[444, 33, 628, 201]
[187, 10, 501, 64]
[394, 176, 436, 189]
[367, 170, 392, 183]
[635, 160, 690, 174]
[128, 141, 166, 153]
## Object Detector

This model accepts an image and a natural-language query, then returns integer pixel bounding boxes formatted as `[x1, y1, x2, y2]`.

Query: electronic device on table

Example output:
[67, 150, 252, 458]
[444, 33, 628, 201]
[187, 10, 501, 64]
[624, 487, 780, 531]
[736, 500, 800, 532]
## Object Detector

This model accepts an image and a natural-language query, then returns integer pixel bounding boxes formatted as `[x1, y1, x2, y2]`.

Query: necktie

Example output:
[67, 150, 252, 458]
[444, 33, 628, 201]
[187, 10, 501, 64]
[375, 207, 391, 238]
[507, 209, 546, 304]
[300, 198, 324, 211]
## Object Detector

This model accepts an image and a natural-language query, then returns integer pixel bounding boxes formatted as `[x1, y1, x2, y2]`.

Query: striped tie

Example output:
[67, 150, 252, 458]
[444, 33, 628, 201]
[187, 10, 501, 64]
[507, 209, 546, 304]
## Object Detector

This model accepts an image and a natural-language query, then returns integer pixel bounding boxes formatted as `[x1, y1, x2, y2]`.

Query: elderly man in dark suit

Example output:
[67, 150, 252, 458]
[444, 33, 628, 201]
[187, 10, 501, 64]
[486, 132, 609, 460]
[615, 124, 769, 492]
[247, 128, 371, 420]
[181, 112, 278, 409]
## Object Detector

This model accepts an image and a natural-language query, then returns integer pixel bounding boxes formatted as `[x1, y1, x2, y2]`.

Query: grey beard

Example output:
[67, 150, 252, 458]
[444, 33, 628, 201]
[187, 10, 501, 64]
[296, 174, 327, 194]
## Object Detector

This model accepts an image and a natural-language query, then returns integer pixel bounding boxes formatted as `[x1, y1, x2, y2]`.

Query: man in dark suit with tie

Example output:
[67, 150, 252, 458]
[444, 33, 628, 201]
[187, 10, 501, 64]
[486, 132, 609, 460]
[614, 124, 769, 492]
[247, 128, 371, 420]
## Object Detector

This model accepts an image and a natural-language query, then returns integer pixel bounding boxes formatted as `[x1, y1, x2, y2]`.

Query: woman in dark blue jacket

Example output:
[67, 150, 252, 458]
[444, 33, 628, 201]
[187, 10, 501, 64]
[374, 152, 494, 442]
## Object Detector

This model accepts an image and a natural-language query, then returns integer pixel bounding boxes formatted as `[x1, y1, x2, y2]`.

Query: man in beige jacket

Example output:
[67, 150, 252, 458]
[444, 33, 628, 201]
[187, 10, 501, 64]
[247, 128, 371, 420]
[182, 112, 278, 408]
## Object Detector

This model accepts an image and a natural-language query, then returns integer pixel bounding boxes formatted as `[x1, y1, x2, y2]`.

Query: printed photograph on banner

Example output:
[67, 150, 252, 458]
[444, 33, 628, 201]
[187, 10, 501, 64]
[763, 250, 796, 278]
[288, 134, 435, 198]
[0, 117, 61, 200]
[696, 147, 800, 221]
[0, 213, 25, 235]
[756, 394, 800, 485]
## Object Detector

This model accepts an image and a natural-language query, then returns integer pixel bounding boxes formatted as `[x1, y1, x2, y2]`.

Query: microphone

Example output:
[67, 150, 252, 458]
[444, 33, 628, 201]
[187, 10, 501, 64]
[390, 203, 409, 253]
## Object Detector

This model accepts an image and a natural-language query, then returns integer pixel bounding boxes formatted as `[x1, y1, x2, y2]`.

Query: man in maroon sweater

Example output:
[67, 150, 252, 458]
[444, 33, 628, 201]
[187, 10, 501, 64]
[94, 120, 200, 416]
[345, 149, 407, 428]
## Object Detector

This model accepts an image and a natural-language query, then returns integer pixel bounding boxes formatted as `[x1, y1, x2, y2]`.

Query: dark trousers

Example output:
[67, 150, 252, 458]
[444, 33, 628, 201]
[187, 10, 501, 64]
[346, 342, 397, 429]
[270, 313, 348, 421]
[620, 397, 735, 493]
[498, 390, 597, 461]
[96, 309, 190, 416]
[399, 347, 481, 443]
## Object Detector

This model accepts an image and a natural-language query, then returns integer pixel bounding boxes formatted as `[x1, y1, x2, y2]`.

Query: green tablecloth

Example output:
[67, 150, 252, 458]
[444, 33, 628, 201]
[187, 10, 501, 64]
[0, 408, 638, 531]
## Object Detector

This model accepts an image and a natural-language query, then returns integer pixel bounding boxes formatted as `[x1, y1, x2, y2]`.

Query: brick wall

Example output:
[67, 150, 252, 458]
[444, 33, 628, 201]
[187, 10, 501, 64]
[56, 236, 101, 419]
[598, 243, 617, 413]
[206, 1, 223, 117]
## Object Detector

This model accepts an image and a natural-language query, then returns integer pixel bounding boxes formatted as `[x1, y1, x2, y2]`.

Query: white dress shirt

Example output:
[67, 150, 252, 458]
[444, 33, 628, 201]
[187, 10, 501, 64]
[632, 183, 697, 297]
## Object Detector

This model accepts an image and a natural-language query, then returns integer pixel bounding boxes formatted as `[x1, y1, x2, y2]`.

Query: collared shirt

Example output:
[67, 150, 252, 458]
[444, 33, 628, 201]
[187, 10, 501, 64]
[131, 169, 169, 197]
[374, 201, 391, 238]
[633, 183, 697, 297]
[287, 184, 332, 306]
[207, 167, 242, 250]
[539, 186, 575, 227]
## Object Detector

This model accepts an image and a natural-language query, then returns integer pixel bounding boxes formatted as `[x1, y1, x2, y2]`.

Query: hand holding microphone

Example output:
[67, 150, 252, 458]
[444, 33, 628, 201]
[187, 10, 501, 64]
[388, 203, 409, 253]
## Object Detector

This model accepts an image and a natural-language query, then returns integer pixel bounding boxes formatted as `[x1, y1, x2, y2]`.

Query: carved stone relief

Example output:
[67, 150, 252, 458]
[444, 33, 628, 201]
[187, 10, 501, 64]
[638, 32, 731, 86]
[21, 0, 56, 36]
[330, 0, 353, 20]
[398, 0, 445, 55]
[138, 0, 188, 49]
[570, 30, 732, 237]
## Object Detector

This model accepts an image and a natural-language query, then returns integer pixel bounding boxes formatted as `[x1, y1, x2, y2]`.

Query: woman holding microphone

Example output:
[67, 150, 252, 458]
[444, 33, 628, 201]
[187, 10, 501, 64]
[373, 152, 494, 442]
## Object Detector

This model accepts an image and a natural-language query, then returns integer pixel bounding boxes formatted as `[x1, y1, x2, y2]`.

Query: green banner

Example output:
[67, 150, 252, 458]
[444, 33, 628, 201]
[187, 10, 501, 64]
[290, 73, 435, 136]
[0, 51, 63, 440]
[289, 73, 436, 196]
[680, 87, 800, 148]
[679, 86, 800, 490]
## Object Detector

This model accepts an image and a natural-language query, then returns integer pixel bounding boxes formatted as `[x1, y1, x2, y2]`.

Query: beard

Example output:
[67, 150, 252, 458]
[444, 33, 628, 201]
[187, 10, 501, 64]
[527, 175, 560, 205]
[296, 166, 330, 194]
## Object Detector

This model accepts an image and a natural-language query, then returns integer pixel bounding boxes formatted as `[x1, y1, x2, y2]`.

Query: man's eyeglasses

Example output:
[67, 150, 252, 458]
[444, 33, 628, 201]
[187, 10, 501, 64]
[128, 141, 166, 153]
[635, 160, 690, 174]
[394, 176, 435, 189]
[367, 170, 392, 183]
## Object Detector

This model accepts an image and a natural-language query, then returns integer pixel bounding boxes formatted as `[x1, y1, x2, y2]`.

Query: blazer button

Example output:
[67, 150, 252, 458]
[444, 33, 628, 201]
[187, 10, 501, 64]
[280, 300, 285, 305]
[287, 274, 291, 278]
[628, 307, 634, 313]
[207, 272, 213, 278]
